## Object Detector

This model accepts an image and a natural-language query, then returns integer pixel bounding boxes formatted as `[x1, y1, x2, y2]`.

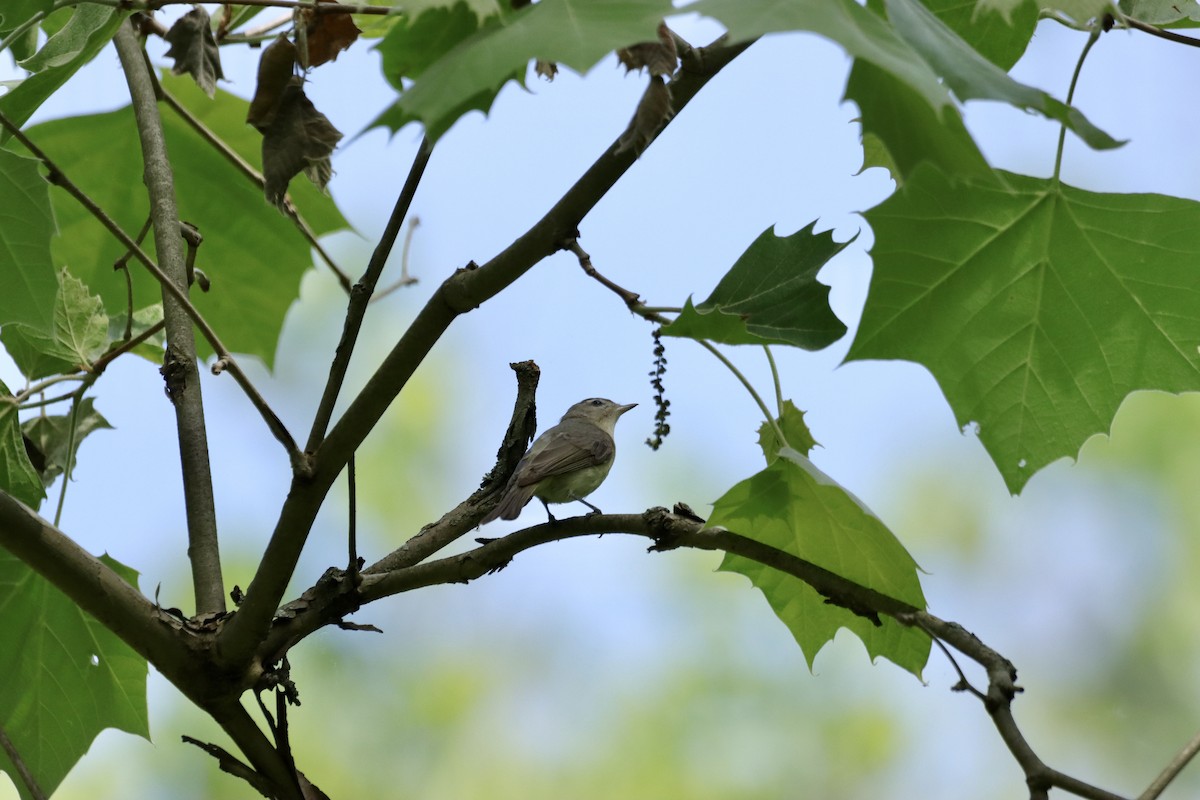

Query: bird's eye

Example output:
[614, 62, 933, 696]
[591, 399, 602, 406]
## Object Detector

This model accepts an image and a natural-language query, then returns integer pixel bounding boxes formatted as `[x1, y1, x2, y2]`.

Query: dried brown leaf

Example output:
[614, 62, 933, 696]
[298, 0, 361, 69]
[616, 75, 673, 155]
[247, 34, 298, 131]
[615, 20, 676, 78]
[262, 77, 343, 209]
[164, 5, 225, 97]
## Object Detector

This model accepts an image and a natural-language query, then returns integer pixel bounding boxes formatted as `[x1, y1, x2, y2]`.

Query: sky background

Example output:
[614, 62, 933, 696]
[4, 4, 1200, 799]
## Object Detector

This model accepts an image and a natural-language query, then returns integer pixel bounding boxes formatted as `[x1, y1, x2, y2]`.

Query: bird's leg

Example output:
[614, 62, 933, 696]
[576, 497, 603, 516]
[540, 498, 558, 523]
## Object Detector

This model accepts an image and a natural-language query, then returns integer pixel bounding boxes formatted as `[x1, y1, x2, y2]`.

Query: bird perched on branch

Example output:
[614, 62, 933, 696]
[482, 397, 637, 524]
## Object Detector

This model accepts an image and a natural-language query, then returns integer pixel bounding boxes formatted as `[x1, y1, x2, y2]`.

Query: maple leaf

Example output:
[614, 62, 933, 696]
[261, 77, 343, 209]
[616, 75, 672, 154]
[163, 5, 225, 97]
[298, 0, 361, 69]
[615, 20, 676, 77]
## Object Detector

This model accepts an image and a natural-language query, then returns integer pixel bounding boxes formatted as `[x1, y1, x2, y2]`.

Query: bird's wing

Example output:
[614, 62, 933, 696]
[516, 427, 614, 486]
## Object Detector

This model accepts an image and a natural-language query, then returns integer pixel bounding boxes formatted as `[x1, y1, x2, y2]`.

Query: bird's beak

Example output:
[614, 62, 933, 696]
[617, 403, 637, 416]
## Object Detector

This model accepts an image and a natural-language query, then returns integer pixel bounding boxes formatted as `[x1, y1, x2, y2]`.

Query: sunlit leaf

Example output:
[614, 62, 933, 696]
[849, 165, 1200, 493]
[714, 448, 928, 676]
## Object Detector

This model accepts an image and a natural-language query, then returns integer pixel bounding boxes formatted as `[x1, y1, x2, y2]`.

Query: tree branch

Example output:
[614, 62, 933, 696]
[113, 21, 225, 615]
[305, 136, 434, 452]
[216, 36, 754, 670]
[0, 491, 186, 672]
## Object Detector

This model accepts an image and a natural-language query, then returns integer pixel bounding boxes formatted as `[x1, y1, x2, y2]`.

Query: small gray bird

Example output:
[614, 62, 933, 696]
[482, 398, 637, 523]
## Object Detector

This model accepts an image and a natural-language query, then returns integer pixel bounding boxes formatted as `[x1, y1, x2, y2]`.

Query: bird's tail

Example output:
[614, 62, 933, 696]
[480, 483, 535, 524]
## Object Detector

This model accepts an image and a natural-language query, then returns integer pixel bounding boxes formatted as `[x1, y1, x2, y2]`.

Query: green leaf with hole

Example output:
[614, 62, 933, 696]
[661, 223, 849, 350]
[714, 446, 928, 676]
[849, 165, 1200, 493]
[2, 268, 110, 380]
[0, 551, 148, 800]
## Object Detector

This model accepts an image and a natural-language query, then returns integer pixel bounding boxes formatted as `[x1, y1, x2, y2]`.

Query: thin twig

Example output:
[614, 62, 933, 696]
[158, 86, 352, 292]
[567, 240, 788, 449]
[306, 136, 433, 452]
[0, 723, 47, 800]
[371, 216, 422, 301]
[1140, 729, 1200, 800]
[1119, 14, 1200, 47]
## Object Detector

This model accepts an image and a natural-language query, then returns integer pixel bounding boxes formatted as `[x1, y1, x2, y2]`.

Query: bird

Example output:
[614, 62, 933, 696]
[481, 398, 637, 524]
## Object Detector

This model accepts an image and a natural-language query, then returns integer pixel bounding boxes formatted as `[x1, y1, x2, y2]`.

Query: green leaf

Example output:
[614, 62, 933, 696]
[0, 6, 123, 134]
[846, 59, 993, 184]
[374, 0, 675, 138]
[0, 0, 53, 33]
[922, 0, 1037, 70]
[0, 381, 45, 508]
[376, 1, 496, 84]
[848, 165, 1200, 493]
[884, 0, 1121, 151]
[713, 450, 929, 676]
[21, 397, 113, 486]
[2, 268, 110, 380]
[0, 551, 148, 800]
[107, 304, 166, 364]
[1120, 0, 1200, 22]
[661, 223, 849, 350]
[0, 149, 57, 333]
[694, 0, 954, 112]
[758, 400, 818, 463]
[23, 73, 350, 367]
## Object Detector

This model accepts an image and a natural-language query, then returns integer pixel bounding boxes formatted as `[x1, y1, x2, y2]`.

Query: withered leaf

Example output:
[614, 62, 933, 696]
[616, 21, 677, 78]
[298, 0, 361, 69]
[247, 34, 299, 131]
[616, 75, 673, 155]
[164, 5, 225, 97]
[262, 77, 343, 209]
[535, 59, 558, 81]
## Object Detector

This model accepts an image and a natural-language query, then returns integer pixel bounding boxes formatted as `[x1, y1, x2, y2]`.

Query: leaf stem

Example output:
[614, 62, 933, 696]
[1053, 26, 1100, 183]
[764, 346, 783, 417]
[696, 339, 787, 448]
[52, 390, 83, 527]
